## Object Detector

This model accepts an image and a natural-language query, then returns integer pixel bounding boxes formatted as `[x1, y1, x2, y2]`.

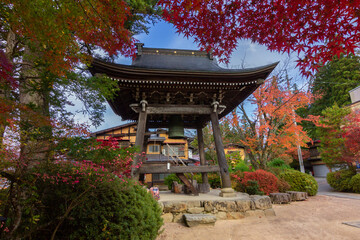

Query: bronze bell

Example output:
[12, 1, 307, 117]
[168, 115, 184, 139]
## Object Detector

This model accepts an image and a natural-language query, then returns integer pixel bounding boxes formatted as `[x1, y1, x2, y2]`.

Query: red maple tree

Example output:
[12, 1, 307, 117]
[223, 77, 318, 169]
[159, 0, 360, 76]
[342, 110, 360, 165]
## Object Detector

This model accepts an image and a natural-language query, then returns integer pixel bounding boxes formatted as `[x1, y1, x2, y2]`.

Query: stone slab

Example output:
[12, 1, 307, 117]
[184, 214, 216, 227]
[343, 221, 360, 228]
[286, 191, 308, 201]
[269, 193, 291, 204]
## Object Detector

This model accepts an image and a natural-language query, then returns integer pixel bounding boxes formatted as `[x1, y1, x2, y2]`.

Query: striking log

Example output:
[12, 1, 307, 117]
[176, 173, 199, 196]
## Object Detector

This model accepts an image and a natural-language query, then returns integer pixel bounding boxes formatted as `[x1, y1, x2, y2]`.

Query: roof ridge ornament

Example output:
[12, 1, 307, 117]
[135, 43, 144, 56]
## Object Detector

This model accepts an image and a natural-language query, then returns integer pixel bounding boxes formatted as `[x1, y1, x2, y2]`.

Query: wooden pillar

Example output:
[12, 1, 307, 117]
[210, 111, 236, 197]
[197, 126, 210, 191]
[131, 109, 147, 180]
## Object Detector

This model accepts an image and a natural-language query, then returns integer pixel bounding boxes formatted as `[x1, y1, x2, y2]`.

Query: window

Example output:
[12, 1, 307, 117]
[152, 173, 170, 181]
[148, 145, 160, 153]
[118, 141, 130, 149]
[163, 145, 185, 157]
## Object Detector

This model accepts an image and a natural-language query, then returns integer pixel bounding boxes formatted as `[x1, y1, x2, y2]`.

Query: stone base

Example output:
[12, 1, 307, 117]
[219, 188, 236, 198]
[160, 194, 274, 222]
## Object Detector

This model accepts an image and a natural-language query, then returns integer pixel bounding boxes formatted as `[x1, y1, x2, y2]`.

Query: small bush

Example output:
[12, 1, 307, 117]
[327, 168, 356, 192]
[208, 173, 221, 189]
[267, 158, 291, 169]
[234, 169, 279, 195]
[164, 174, 181, 190]
[279, 169, 318, 196]
[233, 162, 250, 172]
[267, 158, 292, 177]
[349, 174, 360, 193]
[192, 173, 203, 184]
[244, 180, 264, 195]
[33, 163, 163, 240]
[277, 178, 291, 193]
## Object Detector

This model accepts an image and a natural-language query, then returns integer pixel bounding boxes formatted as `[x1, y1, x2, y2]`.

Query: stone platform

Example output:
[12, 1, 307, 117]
[158, 189, 275, 223]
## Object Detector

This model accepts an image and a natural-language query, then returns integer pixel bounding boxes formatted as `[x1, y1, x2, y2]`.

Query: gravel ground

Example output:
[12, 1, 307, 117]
[157, 195, 360, 240]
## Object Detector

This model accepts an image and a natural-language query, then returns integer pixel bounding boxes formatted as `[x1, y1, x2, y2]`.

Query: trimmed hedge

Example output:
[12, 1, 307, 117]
[349, 174, 360, 193]
[326, 169, 356, 192]
[233, 169, 279, 195]
[33, 164, 163, 240]
[279, 169, 318, 196]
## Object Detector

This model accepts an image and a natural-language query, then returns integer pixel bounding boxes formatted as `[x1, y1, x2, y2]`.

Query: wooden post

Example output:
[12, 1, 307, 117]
[210, 111, 236, 197]
[197, 126, 210, 193]
[131, 109, 147, 180]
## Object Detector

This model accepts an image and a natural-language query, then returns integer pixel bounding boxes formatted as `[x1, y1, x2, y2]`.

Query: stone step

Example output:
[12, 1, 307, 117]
[286, 191, 308, 201]
[183, 214, 217, 227]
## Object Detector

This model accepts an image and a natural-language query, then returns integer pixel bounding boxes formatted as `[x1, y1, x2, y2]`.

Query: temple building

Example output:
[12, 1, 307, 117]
[90, 43, 277, 196]
[92, 122, 199, 187]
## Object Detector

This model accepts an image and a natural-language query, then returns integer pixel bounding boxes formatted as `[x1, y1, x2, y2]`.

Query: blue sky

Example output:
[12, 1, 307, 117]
[77, 20, 303, 132]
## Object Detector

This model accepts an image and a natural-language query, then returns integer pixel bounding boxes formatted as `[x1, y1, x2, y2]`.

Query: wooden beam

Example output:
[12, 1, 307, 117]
[176, 173, 199, 196]
[210, 111, 232, 189]
[139, 165, 220, 174]
[130, 104, 226, 115]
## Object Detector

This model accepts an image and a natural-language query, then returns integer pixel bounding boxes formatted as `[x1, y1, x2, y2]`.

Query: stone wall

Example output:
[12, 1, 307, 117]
[159, 195, 275, 223]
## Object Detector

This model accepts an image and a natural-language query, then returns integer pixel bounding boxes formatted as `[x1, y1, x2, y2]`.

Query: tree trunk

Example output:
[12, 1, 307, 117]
[19, 45, 51, 168]
[0, 30, 17, 148]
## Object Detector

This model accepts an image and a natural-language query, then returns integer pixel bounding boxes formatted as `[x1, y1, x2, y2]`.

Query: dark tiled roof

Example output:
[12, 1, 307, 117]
[131, 44, 277, 73]
[132, 53, 223, 72]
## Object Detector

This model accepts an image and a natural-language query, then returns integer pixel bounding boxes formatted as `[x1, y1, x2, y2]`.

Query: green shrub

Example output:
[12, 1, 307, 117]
[164, 174, 181, 190]
[267, 158, 291, 169]
[279, 169, 318, 196]
[233, 162, 250, 172]
[192, 173, 203, 184]
[33, 163, 163, 240]
[326, 168, 356, 192]
[243, 180, 264, 195]
[267, 158, 292, 177]
[350, 174, 360, 193]
[277, 178, 291, 193]
[208, 173, 221, 188]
